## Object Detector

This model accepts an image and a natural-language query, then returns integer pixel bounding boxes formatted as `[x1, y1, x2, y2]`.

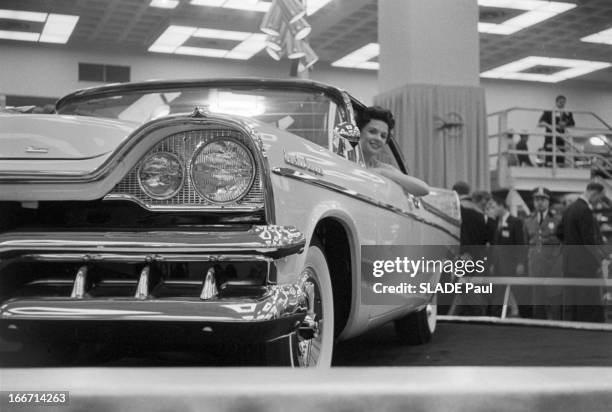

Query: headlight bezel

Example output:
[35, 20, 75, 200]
[137, 151, 185, 201]
[189, 137, 257, 205]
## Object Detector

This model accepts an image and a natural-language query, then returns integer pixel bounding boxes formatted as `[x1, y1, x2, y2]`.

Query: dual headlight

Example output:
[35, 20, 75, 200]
[138, 138, 255, 203]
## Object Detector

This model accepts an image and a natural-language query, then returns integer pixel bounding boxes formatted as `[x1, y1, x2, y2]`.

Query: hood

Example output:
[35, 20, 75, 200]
[0, 114, 138, 160]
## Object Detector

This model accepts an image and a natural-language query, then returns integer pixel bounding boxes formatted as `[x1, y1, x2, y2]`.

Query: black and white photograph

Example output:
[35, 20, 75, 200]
[0, 0, 611, 411]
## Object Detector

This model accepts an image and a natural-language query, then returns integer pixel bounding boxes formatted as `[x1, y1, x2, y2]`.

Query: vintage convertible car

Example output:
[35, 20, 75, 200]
[0, 79, 459, 366]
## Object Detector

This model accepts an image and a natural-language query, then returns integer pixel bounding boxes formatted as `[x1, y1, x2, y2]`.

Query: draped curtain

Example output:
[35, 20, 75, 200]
[375, 84, 489, 190]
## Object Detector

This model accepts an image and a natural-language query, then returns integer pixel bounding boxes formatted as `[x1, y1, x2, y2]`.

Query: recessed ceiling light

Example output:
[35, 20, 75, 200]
[150, 0, 180, 8]
[193, 28, 251, 41]
[190, 0, 270, 12]
[331, 43, 379, 70]
[0, 30, 40, 42]
[306, 0, 332, 15]
[478, 0, 576, 35]
[149, 25, 196, 53]
[39, 14, 80, 43]
[175, 46, 228, 57]
[189, 0, 330, 15]
[0, 9, 47, 22]
[480, 56, 611, 82]
[149, 25, 267, 60]
[0, 9, 79, 44]
[581, 28, 612, 46]
[224, 33, 267, 59]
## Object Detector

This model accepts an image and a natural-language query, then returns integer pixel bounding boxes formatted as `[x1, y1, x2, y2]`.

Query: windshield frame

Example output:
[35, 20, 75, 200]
[56, 78, 351, 120]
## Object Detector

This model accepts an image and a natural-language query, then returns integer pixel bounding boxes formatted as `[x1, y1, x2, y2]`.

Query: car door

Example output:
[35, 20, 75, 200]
[365, 136, 430, 320]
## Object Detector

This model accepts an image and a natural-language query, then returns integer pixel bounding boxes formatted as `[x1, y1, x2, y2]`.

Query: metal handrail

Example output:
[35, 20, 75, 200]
[452, 275, 612, 321]
[487, 107, 612, 130]
[488, 107, 612, 179]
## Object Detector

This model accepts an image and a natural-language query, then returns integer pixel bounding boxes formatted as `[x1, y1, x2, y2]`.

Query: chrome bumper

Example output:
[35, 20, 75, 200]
[0, 225, 305, 259]
[0, 225, 308, 343]
[1, 284, 307, 343]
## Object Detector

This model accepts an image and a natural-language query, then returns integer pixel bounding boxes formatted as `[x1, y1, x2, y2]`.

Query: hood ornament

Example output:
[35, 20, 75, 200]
[191, 105, 210, 118]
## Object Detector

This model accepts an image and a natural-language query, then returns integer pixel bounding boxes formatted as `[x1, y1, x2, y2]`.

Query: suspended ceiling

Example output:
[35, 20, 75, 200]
[1, 0, 611, 86]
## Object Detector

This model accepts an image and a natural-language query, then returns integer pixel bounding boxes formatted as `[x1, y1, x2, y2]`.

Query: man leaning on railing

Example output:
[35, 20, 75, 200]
[538, 95, 575, 167]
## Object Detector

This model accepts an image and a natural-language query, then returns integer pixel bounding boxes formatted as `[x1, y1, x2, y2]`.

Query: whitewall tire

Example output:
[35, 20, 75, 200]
[265, 242, 334, 367]
[394, 295, 437, 345]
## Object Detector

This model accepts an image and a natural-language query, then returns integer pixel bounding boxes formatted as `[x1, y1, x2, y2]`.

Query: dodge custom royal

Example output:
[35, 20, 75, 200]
[0, 79, 459, 366]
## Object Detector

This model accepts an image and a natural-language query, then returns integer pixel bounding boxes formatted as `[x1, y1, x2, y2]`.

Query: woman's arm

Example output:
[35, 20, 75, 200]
[371, 164, 430, 196]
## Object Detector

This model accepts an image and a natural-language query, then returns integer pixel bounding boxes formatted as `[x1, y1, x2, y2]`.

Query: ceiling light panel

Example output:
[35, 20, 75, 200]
[149, 25, 197, 53]
[39, 14, 80, 43]
[581, 28, 612, 46]
[150, 0, 180, 8]
[189, 0, 330, 15]
[306, 0, 332, 16]
[193, 28, 251, 41]
[0, 30, 40, 42]
[0, 9, 47, 22]
[190, 0, 270, 12]
[332, 43, 379, 70]
[150, 25, 268, 60]
[175, 46, 228, 57]
[224, 33, 267, 59]
[477, 0, 576, 35]
[480, 56, 611, 82]
[0, 9, 79, 44]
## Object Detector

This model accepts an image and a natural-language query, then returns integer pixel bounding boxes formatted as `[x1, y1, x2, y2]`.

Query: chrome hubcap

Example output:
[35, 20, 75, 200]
[297, 270, 323, 366]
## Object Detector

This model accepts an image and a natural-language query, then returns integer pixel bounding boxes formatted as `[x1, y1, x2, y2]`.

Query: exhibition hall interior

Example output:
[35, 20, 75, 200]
[1, 0, 611, 410]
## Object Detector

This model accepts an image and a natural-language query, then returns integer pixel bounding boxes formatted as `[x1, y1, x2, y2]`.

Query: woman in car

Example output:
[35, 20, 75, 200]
[357, 106, 430, 196]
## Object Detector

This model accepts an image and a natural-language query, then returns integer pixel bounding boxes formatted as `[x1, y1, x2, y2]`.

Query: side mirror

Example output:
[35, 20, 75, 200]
[333, 122, 360, 144]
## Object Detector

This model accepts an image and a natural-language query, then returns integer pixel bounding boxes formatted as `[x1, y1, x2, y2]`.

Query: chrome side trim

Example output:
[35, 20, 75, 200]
[272, 167, 459, 240]
[421, 200, 461, 227]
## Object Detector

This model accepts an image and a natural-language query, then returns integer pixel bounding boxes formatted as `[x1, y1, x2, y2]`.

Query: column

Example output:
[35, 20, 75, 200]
[376, 0, 489, 190]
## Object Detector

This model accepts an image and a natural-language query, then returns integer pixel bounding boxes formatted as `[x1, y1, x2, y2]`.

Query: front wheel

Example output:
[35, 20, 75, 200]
[265, 242, 334, 367]
[394, 296, 437, 345]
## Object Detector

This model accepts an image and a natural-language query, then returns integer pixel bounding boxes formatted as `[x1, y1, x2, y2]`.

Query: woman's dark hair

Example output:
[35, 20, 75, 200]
[356, 106, 395, 132]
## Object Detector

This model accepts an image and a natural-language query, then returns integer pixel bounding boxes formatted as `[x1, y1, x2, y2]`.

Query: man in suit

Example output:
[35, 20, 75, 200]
[453, 182, 491, 250]
[486, 195, 528, 316]
[450, 182, 492, 316]
[538, 95, 575, 167]
[523, 187, 562, 319]
[557, 182, 609, 322]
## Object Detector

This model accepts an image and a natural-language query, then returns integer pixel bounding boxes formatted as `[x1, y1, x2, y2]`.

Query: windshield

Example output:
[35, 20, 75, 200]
[57, 87, 338, 148]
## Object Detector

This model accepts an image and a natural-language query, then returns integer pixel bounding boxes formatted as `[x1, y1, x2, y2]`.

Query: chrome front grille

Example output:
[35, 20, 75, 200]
[108, 128, 264, 210]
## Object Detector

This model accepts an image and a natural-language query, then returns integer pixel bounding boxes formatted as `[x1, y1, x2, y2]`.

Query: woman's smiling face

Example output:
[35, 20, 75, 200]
[360, 119, 389, 160]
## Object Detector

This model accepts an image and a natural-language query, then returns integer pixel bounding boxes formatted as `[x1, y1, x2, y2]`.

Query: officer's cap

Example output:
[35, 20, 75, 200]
[532, 186, 551, 199]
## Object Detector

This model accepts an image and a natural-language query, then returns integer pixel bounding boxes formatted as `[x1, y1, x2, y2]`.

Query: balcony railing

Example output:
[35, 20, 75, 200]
[487, 107, 612, 182]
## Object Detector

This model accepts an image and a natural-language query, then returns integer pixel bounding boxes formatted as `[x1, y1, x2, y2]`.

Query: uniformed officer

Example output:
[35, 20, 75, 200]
[523, 186, 563, 319]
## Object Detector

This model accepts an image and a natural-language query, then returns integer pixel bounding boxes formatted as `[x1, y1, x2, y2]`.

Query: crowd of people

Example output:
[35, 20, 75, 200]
[451, 180, 610, 323]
